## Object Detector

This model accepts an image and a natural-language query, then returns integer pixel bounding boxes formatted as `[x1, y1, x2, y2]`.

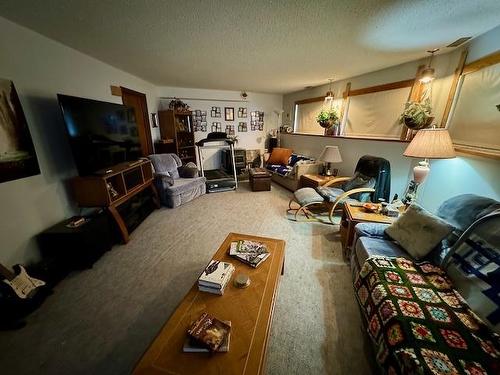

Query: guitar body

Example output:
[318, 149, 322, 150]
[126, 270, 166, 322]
[1, 265, 46, 300]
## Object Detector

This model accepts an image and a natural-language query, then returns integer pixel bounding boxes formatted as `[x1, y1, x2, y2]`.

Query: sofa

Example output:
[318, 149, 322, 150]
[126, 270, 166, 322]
[148, 153, 206, 208]
[265, 152, 321, 191]
[350, 194, 500, 374]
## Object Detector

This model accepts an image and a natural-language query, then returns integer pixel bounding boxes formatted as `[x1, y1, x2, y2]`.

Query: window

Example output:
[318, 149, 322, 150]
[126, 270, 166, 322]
[344, 87, 411, 139]
[294, 97, 342, 135]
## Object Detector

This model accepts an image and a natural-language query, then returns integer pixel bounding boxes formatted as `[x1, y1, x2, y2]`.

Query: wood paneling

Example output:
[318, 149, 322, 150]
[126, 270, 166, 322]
[462, 50, 500, 75]
[294, 96, 325, 105]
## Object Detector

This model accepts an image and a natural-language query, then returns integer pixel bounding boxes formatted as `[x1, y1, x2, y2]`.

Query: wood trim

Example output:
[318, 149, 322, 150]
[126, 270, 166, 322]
[462, 50, 500, 75]
[343, 79, 414, 98]
[440, 50, 468, 128]
[339, 82, 351, 134]
[282, 132, 410, 143]
[110, 85, 122, 96]
[454, 145, 500, 160]
[400, 65, 427, 140]
[294, 96, 325, 105]
[120, 87, 154, 156]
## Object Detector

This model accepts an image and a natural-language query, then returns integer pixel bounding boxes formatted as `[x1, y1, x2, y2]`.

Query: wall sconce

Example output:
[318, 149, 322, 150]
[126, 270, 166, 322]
[419, 49, 439, 84]
[151, 113, 158, 128]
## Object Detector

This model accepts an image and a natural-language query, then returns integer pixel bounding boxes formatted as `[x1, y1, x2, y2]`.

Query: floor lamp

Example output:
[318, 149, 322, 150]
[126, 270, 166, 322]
[403, 128, 456, 203]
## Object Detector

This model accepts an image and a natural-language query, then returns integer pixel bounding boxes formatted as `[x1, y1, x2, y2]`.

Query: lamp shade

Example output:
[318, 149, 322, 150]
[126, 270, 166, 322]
[404, 128, 456, 159]
[319, 146, 342, 163]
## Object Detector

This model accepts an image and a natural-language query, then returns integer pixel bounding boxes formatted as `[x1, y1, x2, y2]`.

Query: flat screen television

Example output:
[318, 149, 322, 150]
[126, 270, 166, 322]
[58, 94, 141, 176]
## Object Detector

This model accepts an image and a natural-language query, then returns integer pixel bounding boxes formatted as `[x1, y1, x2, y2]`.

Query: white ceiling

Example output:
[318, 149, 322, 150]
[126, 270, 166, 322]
[1, 0, 500, 94]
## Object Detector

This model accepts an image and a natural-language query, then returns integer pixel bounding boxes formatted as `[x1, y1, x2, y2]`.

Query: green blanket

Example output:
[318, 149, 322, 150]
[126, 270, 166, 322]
[354, 256, 500, 374]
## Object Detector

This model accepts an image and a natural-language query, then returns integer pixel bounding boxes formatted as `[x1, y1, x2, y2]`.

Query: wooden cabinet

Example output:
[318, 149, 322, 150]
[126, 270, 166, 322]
[71, 160, 158, 243]
[158, 109, 196, 163]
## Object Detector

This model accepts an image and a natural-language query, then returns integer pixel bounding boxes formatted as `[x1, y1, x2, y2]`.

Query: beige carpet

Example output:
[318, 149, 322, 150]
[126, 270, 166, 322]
[0, 182, 372, 374]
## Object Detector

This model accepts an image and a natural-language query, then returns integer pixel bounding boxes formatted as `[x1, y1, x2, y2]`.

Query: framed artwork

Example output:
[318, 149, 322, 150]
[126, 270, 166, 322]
[0, 78, 40, 184]
[225, 124, 235, 135]
[250, 111, 264, 131]
[211, 106, 221, 118]
[211, 122, 222, 132]
[238, 122, 248, 132]
[225, 107, 234, 121]
[238, 107, 247, 118]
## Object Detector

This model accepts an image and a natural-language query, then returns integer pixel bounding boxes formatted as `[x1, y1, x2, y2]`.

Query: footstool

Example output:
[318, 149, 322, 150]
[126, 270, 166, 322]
[249, 168, 272, 191]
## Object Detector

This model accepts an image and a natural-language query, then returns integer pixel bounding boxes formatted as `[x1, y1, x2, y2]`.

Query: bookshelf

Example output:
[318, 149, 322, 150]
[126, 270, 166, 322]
[158, 109, 196, 162]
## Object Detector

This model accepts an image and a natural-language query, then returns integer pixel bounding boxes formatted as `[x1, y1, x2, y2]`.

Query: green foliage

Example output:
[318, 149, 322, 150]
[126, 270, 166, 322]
[400, 99, 433, 127]
[316, 108, 339, 125]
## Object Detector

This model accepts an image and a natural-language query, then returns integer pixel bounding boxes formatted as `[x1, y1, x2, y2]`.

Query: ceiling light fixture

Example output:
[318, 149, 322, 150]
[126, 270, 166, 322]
[419, 49, 439, 84]
[325, 78, 334, 100]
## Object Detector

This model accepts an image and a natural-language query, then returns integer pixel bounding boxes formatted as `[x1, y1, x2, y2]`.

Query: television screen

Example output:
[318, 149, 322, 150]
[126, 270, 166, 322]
[58, 94, 141, 176]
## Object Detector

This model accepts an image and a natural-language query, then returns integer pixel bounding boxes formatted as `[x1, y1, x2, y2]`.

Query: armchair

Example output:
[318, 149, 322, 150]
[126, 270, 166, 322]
[288, 155, 391, 224]
[148, 153, 206, 208]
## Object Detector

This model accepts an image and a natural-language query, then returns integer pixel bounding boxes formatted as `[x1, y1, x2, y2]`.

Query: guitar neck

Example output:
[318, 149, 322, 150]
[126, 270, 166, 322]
[0, 263, 15, 280]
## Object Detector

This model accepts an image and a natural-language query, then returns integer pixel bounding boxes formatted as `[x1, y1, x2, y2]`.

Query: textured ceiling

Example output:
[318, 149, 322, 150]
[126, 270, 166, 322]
[1, 0, 500, 94]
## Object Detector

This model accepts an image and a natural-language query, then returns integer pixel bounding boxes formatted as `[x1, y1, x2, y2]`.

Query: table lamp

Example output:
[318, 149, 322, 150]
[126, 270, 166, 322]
[403, 128, 456, 202]
[319, 146, 342, 176]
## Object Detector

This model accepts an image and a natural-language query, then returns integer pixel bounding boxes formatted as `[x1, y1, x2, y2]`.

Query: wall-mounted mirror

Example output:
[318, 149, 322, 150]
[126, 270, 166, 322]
[446, 51, 500, 158]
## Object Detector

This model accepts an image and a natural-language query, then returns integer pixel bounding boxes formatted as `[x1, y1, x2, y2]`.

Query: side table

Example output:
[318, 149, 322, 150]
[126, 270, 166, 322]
[300, 173, 338, 188]
[340, 203, 399, 260]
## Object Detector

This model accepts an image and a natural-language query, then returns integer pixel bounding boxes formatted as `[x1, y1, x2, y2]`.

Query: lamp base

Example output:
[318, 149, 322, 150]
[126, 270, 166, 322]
[413, 159, 430, 184]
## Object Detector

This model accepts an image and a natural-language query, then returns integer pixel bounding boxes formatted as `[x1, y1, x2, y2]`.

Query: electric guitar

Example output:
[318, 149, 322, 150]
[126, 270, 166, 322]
[0, 263, 46, 299]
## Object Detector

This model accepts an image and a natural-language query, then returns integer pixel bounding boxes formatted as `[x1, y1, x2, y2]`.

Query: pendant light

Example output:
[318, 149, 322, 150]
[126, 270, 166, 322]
[419, 48, 439, 84]
[325, 78, 334, 101]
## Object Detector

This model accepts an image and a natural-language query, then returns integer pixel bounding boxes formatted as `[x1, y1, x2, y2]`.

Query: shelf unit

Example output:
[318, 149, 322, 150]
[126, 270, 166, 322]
[158, 109, 196, 162]
[71, 160, 159, 243]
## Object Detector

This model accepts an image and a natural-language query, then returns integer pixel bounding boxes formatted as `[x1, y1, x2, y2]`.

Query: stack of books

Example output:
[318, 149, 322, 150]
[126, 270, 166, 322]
[229, 240, 269, 268]
[184, 312, 231, 353]
[198, 260, 234, 295]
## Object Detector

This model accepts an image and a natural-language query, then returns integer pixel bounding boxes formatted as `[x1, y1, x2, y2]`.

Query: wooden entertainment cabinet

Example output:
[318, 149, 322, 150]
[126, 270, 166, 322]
[71, 160, 159, 243]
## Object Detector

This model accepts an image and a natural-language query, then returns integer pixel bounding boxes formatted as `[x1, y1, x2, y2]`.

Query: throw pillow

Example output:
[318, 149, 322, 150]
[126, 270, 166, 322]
[178, 162, 199, 178]
[267, 148, 293, 165]
[385, 204, 454, 259]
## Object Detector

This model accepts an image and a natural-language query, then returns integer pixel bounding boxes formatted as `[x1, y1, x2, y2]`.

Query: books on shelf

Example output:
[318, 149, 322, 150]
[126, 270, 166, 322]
[229, 240, 270, 268]
[183, 320, 231, 353]
[186, 312, 231, 352]
[198, 260, 234, 295]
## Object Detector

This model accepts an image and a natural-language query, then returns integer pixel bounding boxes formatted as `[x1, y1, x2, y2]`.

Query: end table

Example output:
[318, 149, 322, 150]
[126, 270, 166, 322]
[300, 173, 338, 188]
[340, 203, 399, 260]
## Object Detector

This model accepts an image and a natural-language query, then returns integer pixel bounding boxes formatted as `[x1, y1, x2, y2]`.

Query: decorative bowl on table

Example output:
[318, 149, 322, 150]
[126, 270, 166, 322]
[362, 203, 380, 213]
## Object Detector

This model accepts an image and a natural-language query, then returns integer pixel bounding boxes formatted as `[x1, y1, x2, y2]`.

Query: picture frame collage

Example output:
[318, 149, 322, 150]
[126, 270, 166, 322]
[192, 106, 263, 133]
[191, 110, 207, 132]
[250, 111, 264, 131]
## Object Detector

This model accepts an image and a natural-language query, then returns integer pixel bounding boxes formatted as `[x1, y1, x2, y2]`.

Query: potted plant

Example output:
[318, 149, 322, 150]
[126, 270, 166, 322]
[316, 108, 340, 129]
[399, 98, 434, 130]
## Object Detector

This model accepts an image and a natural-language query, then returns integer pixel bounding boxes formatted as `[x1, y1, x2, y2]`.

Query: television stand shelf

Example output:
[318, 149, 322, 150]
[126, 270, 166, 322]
[71, 160, 159, 243]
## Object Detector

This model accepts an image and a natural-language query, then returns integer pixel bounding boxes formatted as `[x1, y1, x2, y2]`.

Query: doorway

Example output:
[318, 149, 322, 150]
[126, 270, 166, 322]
[119, 87, 154, 156]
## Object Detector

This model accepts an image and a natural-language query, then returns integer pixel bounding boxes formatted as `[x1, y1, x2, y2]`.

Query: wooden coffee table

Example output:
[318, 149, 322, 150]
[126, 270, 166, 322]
[133, 232, 286, 375]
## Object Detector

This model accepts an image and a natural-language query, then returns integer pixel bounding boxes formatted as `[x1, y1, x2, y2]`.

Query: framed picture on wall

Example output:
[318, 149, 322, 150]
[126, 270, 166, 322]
[225, 107, 234, 121]
[0, 78, 40, 184]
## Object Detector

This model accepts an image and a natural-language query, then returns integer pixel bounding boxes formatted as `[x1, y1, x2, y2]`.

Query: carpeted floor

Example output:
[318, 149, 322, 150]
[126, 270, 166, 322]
[0, 182, 372, 375]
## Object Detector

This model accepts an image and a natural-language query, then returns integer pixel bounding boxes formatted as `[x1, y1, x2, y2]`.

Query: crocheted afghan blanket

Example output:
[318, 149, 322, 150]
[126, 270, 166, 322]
[354, 256, 500, 374]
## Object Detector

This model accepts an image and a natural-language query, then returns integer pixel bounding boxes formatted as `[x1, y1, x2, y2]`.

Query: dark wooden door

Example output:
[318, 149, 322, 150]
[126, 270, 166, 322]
[120, 87, 153, 156]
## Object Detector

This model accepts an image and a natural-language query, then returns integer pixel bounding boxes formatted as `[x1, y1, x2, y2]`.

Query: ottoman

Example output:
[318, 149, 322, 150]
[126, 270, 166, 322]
[249, 168, 272, 191]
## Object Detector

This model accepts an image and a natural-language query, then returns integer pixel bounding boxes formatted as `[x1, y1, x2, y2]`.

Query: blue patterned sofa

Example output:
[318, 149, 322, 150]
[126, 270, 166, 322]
[351, 194, 500, 374]
[265, 152, 321, 191]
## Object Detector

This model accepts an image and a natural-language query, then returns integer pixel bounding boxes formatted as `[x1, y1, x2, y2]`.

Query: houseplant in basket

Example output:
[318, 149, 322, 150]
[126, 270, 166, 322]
[316, 108, 340, 129]
[399, 98, 434, 130]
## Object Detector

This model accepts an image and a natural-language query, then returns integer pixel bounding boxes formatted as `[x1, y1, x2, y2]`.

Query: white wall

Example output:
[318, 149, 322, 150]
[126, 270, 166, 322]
[281, 28, 500, 213]
[0, 17, 158, 265]
[155, 87, 282, 169]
